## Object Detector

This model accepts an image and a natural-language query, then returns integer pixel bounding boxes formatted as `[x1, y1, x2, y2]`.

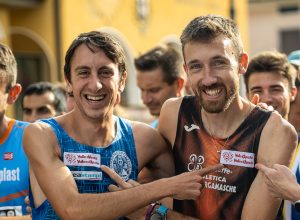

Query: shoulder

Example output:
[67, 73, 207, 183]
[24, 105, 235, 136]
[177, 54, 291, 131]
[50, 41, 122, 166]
[130, 120, 166, 146]
[161, 97, 184, 112]
[23, 121, 57, 148]
[258, 112, 297, 165]
[159, 97, 183, 124]
[158, 97, 184, 145]
[265, 112, 297, 139]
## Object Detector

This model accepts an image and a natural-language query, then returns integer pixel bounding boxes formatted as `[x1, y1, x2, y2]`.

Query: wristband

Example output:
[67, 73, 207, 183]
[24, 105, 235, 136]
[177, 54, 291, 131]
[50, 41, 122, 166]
[145, 202, 160, 220]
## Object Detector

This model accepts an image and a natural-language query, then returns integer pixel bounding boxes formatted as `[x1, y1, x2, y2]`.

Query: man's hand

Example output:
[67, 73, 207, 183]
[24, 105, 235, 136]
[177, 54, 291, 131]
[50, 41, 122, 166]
[255, 163, 300, 202]
[250, 94, 274, 111]
[168, 164, 223, 200]
[102, 164, 223, 200]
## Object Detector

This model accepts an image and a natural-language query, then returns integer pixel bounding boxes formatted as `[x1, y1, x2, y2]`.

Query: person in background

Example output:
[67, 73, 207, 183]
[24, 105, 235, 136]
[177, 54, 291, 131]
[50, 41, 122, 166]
[135, 44, 185, 127]
[244, 50, 297, 120]
[21, 81, 67, 122]
[0, 43, 30, 218]
[243, 50, 299, 219]
[288, 50, 300, 140]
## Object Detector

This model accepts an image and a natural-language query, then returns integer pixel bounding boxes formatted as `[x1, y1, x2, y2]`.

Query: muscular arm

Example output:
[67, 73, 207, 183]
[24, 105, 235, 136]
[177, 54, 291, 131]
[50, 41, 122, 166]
[241, 113, 298, 219]
[24, 122, 209, 219]
[132, 122, 174, 183]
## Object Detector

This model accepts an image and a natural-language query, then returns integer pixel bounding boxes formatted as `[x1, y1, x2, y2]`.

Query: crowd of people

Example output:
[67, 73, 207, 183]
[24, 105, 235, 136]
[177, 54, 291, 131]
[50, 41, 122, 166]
[0, 14, 300, 220]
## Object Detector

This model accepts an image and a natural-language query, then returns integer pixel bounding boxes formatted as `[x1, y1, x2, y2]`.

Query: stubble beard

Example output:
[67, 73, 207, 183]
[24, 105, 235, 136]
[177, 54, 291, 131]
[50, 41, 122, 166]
[196, 83, 238, 114]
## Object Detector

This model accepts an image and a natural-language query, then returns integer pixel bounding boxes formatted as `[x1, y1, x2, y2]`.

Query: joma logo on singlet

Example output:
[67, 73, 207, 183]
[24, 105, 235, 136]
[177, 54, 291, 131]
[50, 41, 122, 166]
[184, 124, 200, 132]
[0, 168, 20, 184]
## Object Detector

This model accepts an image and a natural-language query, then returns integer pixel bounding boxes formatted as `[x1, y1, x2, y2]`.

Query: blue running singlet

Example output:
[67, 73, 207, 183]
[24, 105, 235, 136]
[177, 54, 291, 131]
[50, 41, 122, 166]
[30, 117, 138, 220]
[0, 119, 29, 217]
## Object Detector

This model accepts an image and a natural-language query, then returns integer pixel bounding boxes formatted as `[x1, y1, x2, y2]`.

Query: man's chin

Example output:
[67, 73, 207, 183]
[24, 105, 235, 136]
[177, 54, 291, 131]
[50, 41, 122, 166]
[149, 110, 159, 117]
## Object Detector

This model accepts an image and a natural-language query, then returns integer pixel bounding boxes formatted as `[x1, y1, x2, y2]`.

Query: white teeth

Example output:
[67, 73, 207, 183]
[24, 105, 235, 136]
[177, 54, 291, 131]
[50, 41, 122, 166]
[205, 88, 221, 96]
[86, 95, 104, 101]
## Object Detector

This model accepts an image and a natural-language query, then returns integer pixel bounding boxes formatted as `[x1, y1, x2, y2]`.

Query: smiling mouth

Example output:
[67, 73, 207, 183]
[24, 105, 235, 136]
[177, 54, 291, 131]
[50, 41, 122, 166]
[85, 94, 106, 102]
[203, 88, 222, 96]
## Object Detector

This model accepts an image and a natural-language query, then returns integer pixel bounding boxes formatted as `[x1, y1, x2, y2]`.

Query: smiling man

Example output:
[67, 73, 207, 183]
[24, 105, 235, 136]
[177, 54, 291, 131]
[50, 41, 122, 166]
[158, 15, 297, 219]
[23, 31, 219, 220]
[244, 51, 297, 120]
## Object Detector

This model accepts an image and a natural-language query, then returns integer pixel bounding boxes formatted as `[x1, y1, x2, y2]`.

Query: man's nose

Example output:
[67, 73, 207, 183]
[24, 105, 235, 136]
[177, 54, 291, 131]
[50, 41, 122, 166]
[142, 92, 152, 104]
[201, 66, 218, 86]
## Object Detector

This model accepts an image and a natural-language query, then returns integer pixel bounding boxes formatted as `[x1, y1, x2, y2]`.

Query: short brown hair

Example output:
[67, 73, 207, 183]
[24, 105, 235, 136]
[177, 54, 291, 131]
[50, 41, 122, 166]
[0, 43, 17, 91]
[64, 31, 126, 83]
[180, 14, 243, 60]
[244, 51, 297, 91]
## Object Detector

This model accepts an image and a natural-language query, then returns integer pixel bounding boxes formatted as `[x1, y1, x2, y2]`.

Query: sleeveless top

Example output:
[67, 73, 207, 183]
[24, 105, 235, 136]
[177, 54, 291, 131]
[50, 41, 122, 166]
[173, 96, 271, 220]
[0, 120, 29, 216]
[283, 140, 300, 220]
[30, 117, 138, 220]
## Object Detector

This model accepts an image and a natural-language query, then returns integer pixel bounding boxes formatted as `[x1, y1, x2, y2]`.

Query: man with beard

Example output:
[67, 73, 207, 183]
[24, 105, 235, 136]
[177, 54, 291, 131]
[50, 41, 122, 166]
[158, 15, 297, 219]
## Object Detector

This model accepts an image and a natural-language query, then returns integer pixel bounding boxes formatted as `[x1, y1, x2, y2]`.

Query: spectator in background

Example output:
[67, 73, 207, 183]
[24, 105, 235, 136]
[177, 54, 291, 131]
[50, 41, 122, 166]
[244, 50, 297, 120]
[0, 43, 30, 218]
[135, 44, 185, 127]
[243, 50, 299, 219]
[288, 50, 300, 140]
[21, 81, 67, 122]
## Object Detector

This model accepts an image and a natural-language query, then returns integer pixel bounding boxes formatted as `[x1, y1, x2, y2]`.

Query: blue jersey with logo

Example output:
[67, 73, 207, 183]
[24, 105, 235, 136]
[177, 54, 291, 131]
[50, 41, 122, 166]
[283, 139, 300, 220]
[30, 117, 138, 219]
[0, 119, 29, 217]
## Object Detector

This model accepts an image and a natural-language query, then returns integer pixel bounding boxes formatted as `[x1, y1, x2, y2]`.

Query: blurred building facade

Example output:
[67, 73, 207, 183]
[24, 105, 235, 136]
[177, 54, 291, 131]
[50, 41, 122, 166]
[0, 0, 248, 121]
[249, 0, 300, 57]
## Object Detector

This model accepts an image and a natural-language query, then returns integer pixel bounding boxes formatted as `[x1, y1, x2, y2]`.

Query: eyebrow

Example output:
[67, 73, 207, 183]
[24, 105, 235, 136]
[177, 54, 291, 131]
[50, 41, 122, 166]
[186, 59, 201, 67]
[74, 65, 90, 71]
[187, 55, 227, 66]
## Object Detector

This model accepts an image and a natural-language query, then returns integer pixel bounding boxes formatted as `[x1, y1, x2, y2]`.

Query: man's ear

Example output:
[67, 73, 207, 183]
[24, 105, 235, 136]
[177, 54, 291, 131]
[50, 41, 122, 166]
[183, 63, 188, 74]
[290, 86, 297, 102]
[7, 83, 22, 104]
[64, 76, 73, 96]
[118, 71, 127, 93]
[239, 53, 249, 75]
[176, 76, 185, 97]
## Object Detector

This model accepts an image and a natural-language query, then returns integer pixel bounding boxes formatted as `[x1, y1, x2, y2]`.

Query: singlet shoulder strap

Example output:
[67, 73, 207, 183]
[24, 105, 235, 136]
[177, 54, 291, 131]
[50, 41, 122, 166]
[114, 116, 134, 141]
[40, 118, 64, 147]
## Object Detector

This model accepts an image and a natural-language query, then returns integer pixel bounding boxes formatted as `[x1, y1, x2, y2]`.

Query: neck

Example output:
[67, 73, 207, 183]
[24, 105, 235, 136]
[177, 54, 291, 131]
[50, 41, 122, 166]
[68, 111, 117, 147]
[0, 115, 11, 138]
[201, 97, 253, 139]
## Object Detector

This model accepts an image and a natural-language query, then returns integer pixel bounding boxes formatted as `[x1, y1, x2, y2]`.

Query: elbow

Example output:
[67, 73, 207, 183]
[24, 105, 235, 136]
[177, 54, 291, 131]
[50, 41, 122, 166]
[56, 203, 81, 220]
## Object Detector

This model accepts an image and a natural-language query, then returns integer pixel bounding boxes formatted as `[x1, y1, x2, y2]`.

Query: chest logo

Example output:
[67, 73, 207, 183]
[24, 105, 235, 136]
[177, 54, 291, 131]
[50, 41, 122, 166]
[63, 152, 101, 168]
[110, 151, 132, 181]
[220, 150, 255, 168]
[188, 154, 205, 171]
[184, 124, 200, 132]
[3, 152, 13, 160]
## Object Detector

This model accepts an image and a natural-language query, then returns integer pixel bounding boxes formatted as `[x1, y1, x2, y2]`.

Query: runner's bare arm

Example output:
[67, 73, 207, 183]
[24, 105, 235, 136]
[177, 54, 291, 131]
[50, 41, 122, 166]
[103, 164, 223, 220]
[241, 113, 297, 219]
[24, 122, 212, 219]
[158, 97, 183, 147]
[132, 121, 175, 182]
